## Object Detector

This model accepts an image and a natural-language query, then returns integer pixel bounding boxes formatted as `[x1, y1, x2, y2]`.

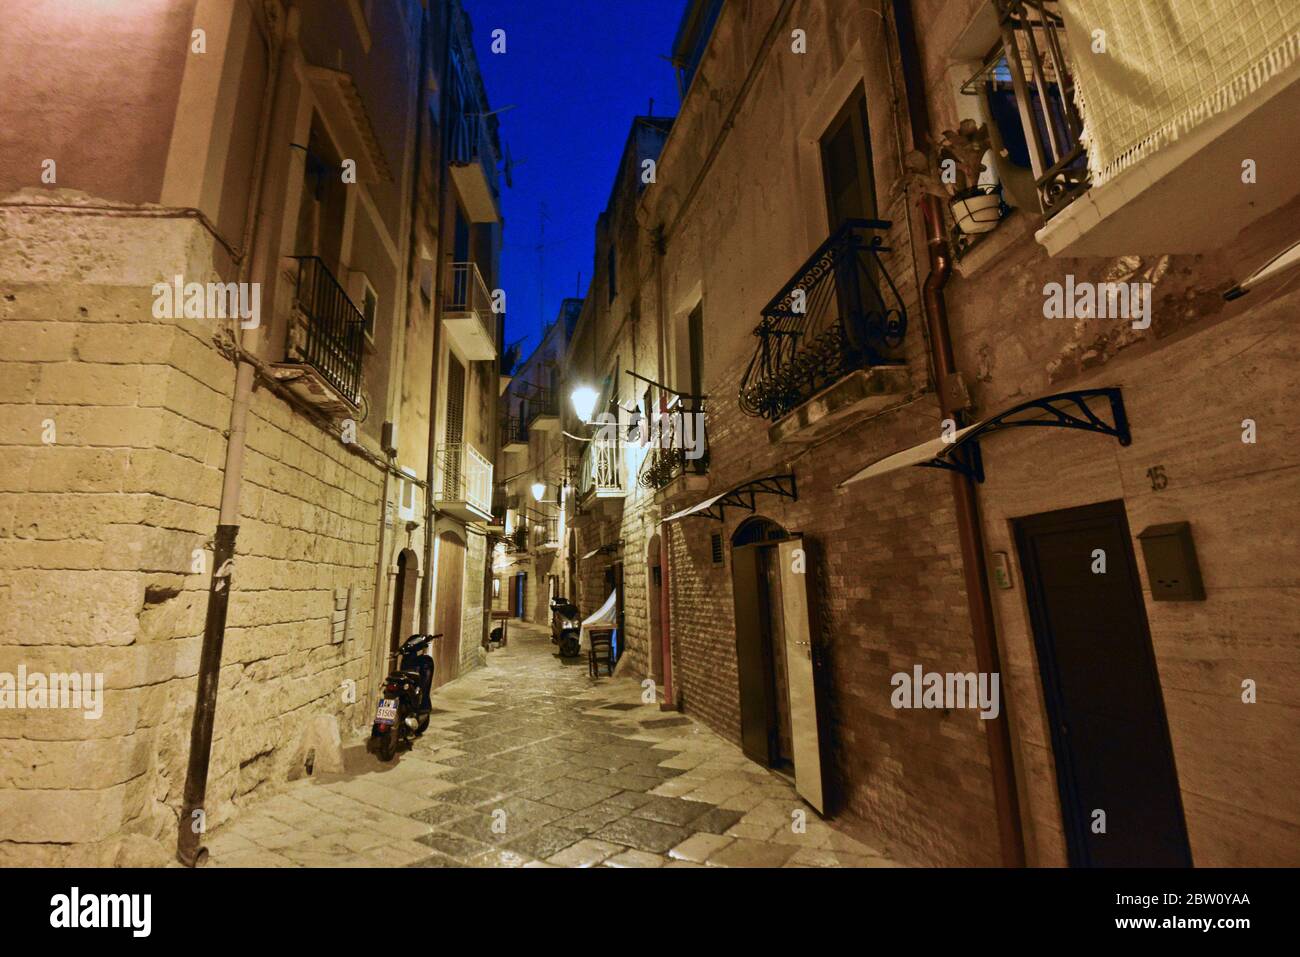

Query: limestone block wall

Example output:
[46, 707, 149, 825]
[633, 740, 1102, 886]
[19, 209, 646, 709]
[0, 208, 387, 864]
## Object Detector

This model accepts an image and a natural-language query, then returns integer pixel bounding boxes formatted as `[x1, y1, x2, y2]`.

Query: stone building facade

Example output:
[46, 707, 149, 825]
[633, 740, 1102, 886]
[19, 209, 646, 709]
[560, 0, 1300, 868]
[0, 0, 503, 865]
[492, 298, 582, 625]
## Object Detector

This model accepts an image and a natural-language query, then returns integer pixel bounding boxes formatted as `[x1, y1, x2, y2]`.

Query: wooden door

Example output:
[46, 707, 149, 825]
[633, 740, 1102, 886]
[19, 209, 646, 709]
[777, 536, 827, 814]
[1014, 500, 1191, 867]
[432, 531, 465, 688]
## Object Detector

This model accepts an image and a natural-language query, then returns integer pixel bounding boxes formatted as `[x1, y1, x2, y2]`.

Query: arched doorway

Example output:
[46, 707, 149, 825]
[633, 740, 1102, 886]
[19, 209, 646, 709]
[433, 530, 465, 688]
[730, 517, 793, 768]
[647, 534, 663, 682]
[390, 548, 420, 656]
[730, 516, 828, 813]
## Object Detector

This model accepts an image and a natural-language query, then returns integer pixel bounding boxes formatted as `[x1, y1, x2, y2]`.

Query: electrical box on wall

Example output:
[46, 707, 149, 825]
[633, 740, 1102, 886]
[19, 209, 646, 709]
[1136, 522, 1206, 601]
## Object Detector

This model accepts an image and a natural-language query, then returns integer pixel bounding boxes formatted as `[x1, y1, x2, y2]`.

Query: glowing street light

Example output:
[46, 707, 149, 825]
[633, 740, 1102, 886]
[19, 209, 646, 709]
[531, 481, 546, 502]
[571, 385, 599, 423]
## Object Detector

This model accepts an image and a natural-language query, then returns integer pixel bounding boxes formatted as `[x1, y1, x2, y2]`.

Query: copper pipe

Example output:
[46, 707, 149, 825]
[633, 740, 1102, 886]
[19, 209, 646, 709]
[893, 0, 1026, 867]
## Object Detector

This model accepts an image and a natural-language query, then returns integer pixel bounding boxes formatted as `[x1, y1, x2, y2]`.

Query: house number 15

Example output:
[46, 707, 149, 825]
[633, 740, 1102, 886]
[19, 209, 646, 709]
[1146, 465, 1169, 491]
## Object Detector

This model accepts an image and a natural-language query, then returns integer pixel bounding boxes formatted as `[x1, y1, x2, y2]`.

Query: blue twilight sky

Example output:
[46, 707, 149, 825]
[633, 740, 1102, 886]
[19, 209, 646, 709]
[460, 0, 686, 357]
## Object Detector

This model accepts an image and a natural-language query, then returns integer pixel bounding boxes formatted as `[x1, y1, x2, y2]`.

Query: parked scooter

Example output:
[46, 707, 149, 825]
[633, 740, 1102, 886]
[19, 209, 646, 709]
[369, 633, 439, 761]
[549, 597, 582, 659]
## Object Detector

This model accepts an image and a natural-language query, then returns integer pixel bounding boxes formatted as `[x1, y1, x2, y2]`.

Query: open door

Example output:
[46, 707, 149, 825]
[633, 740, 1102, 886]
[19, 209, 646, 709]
[776, 536, 828, 814]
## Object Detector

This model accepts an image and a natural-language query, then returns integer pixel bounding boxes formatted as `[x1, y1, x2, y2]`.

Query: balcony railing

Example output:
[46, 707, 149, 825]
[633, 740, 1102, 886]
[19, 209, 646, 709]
[534, 514, 559, 549]
[738, 219, 906, 423]
[501, 414, 528, 448]
[447, 260, 493, 322]
[433, 442, 493, 518]
[637, 398, 709, 490]
[291, 256, 366, 406]
[504, 525, 528, 553]
[992, 0, 1089, 218]
[525, 388, 559, 426]
[578, 437, 624, 500]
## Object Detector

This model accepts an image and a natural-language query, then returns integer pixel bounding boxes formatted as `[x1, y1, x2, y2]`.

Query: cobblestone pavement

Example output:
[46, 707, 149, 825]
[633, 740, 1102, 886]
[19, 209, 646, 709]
[206, 622, 898, 868]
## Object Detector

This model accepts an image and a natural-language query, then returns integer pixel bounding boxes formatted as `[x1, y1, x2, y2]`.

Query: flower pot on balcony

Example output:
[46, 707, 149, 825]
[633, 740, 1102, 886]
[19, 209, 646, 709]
[949, 186, 1004, 235]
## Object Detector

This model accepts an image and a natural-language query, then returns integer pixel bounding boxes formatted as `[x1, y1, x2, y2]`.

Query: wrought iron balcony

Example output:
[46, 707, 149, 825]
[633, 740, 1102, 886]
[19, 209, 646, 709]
[504, 525, 528, 553]
[738, 219, 906, 423]
[525, 388, 559, 429]
[433, 442, 493, 522]
[578, 436, 625, 501]
[637, 398, 710, 491]
[501, 414, 528, 451]
[447, 46, 500, 223]
[289, 256, 366, 407]
[534, 514, 560, 550]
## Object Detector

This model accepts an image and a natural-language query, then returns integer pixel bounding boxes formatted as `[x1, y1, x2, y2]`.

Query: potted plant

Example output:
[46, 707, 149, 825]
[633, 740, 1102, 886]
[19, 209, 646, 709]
[893, 120, 1003, 235]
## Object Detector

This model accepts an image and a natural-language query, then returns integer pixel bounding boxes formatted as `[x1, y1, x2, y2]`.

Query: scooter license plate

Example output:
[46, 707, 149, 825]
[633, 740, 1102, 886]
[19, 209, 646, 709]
[376, 699, 399, 722]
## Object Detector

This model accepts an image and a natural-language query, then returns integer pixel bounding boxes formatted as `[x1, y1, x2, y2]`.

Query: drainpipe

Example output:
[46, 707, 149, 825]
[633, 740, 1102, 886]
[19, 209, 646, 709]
[177, 0, 292, 867]
[420, 0, 455, 633]
[892, 0, 1025, 867]
[651, 225, 677, 710]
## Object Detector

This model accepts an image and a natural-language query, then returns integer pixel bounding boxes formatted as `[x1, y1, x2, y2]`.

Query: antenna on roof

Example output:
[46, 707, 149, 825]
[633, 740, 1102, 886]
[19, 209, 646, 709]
[648, 97, 655, 116]
[536, 202, 550, 339]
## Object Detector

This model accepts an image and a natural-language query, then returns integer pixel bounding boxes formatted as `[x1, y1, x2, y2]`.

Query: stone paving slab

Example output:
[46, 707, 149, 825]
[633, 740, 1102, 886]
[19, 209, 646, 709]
[206, 621, 897, 868]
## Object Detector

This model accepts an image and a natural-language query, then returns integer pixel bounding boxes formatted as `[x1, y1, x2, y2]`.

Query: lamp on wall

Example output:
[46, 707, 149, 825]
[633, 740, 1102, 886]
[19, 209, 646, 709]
[531, 481, 547, 502]
[571, 385, 599, 423]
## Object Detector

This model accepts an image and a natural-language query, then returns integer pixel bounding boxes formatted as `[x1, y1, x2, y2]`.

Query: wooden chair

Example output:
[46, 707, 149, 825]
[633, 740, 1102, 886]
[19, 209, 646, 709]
[588, 628, 615, 678]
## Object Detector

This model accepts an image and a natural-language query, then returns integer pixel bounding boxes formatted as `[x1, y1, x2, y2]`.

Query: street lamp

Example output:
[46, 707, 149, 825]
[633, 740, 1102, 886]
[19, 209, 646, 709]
[531, 481, 546, 502]
[571, 385, 599, 423]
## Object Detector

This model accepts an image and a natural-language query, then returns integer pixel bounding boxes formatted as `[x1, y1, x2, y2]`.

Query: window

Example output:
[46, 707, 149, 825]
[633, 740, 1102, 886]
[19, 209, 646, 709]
[295, 116, 347, 273]
[687, 303, 704, 400]
[820, 88, 877, 230]
[962, 0, 1087, 219]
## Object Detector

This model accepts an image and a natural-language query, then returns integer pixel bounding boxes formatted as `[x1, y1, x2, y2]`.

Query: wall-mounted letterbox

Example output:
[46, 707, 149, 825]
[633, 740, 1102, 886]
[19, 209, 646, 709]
[1136, 522, 1206, 601]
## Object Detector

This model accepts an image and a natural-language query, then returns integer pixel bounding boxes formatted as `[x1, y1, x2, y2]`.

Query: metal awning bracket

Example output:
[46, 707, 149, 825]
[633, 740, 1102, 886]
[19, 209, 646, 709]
[918, 388, 1129, 483]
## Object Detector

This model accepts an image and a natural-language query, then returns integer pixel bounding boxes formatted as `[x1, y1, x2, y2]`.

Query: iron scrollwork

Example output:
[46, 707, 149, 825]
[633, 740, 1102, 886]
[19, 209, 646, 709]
[738, 219, 907, 422]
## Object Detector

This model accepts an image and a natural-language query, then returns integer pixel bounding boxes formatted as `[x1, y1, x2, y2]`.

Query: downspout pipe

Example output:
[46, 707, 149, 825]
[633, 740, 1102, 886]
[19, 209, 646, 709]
[892, 0, 1026, 867]
[177, 0, 292, 867]
[651, 225, 677, 710]
[420, 0, 455, 634]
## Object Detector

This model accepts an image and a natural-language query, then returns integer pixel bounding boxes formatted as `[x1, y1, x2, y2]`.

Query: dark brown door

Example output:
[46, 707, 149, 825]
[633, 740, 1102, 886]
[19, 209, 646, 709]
[1014, 500, 1192, 867]
[433, 531, 465, 688]
[731, 544, 772, 763]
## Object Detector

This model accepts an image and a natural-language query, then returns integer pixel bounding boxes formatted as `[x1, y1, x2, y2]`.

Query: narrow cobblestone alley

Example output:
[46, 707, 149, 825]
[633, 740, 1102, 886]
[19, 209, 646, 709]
[205, 624, 897, 868]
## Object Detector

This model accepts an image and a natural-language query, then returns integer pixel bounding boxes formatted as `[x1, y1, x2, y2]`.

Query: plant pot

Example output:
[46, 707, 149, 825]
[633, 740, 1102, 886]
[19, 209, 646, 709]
[950, 188, 1003, 235]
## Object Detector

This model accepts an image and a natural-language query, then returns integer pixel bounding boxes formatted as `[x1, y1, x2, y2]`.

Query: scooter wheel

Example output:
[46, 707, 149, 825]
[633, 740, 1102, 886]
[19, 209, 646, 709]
[559, 635, 580, 658]
[375, 726, 399, 762]
[416, 712, 430, 734]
